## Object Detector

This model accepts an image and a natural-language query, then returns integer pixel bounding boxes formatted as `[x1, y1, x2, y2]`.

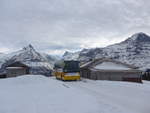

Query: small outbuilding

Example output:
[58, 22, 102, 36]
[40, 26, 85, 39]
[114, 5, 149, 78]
[6, 62, 29, 77]
[80, 58, 142, 83]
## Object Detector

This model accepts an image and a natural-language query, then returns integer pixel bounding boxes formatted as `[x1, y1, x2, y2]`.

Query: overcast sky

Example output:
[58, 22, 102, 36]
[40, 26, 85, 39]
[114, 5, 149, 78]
[0, 0, 150, 55]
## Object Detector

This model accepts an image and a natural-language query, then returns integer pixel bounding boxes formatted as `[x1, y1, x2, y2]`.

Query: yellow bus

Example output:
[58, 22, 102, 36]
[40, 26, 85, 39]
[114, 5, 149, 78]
[54, 60, 80, 81]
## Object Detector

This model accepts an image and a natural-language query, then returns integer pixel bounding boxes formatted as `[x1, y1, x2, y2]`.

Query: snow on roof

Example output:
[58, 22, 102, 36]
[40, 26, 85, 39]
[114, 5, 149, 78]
[94, 62, 131, 70]
[80, 58, 138, 70]
[6, 67, 25, 69]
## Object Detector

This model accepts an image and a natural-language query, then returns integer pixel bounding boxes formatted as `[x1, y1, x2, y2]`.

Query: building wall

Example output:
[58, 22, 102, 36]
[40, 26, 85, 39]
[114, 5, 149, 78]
[88, 71, 123, 81]
[80, 69, 91, 79]
[6, 68, 27, 78]
[80, 68, 142, 83]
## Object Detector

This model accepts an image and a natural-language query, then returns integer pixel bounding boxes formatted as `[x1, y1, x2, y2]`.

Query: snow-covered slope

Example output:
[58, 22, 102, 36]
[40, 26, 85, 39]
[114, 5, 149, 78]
[0, 75, 149, 113]
[63, 32, 150, 69]
[0, 53, 5, 66]
[41, 53, 60, 65]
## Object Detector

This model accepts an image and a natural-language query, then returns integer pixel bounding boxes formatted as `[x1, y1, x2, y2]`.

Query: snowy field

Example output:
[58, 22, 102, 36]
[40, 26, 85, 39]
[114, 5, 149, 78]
[0, 75, 150, 113]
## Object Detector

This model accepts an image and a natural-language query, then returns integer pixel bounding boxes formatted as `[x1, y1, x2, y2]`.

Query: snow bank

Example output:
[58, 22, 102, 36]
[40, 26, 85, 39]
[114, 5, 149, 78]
[0, 75, 149, 113]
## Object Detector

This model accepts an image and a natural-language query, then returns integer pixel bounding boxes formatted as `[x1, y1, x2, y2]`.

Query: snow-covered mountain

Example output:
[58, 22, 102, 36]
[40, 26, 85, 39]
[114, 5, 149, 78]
[0, 45, 58, 75]
[0, 45, 57, 64]
[10, 44, 48, 62]
[63, 51, 80, 60]
[63, 32, 150, 69]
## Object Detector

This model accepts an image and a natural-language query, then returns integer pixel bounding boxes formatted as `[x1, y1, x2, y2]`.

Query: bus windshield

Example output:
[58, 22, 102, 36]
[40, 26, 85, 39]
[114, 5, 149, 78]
[63, 61, 80, 73]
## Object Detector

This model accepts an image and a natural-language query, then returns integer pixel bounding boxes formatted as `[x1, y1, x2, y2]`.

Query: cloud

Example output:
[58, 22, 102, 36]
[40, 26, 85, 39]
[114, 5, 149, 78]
[0, 0, 150, 55]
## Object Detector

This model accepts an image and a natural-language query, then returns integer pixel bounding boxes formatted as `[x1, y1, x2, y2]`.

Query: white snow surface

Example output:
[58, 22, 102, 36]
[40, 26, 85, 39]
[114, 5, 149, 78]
[94, 62, 131, 70]
[0, 75, 150, 113]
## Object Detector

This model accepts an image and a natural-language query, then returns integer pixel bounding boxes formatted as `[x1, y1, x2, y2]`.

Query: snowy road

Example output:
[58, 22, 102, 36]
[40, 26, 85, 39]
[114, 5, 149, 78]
[0, 75, 149, 113]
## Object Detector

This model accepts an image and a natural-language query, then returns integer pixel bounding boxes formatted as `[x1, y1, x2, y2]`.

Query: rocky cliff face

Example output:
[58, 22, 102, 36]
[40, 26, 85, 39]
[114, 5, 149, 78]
[63, 32, 150, 69]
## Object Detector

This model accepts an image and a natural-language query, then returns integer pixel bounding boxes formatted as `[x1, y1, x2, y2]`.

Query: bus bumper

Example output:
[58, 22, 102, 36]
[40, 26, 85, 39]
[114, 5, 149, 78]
[62, 75, 80, 81]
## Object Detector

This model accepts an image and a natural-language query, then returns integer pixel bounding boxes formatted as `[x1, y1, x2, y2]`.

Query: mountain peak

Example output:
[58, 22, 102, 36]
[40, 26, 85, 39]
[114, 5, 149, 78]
[23, 44, 35, 51]
[122, 32, 150, 44]
[28, 44, 34, 48]
[129, 32, 150, 42]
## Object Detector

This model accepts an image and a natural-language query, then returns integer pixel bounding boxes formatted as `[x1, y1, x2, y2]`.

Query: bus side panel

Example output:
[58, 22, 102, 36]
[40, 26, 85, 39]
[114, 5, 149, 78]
[62, 73, 80, 80]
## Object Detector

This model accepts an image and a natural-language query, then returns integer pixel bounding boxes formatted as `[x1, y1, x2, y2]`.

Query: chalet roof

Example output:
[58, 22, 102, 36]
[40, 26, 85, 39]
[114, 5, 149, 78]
[80, 58, 138, 70]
